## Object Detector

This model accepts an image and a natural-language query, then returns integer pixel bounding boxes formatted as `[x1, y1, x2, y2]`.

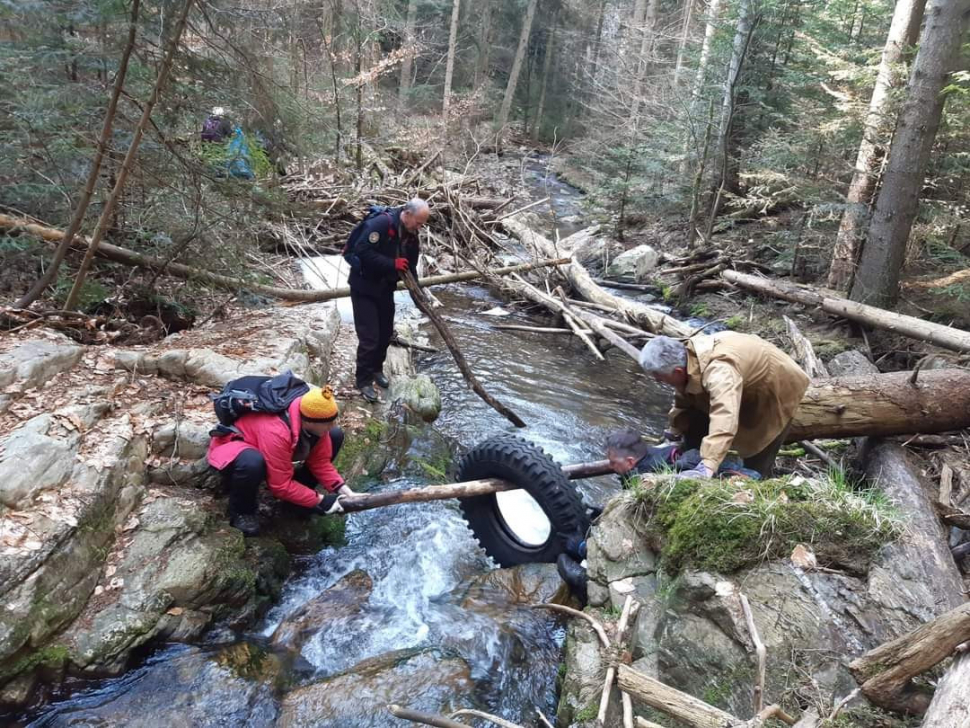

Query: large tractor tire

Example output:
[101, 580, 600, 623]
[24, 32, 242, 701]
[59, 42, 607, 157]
[456, 435, 589, 567]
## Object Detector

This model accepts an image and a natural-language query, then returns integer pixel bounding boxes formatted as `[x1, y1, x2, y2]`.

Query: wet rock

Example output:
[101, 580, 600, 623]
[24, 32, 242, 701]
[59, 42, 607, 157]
[62, 496, 265, 674]
[27, 644, 279, 727]
[458, 563, 573, 607]
[0, 333, 83, 414]
[277, 648, 472, 728]
[388, 374, 441, 423]
[270, 570, 373, 652]
[261, 503, 347, 555]
[605, 244, 660, 282]
[0, 413, 81, 507]
[151, 421, 211, 460]
[0, 411, 147, 691]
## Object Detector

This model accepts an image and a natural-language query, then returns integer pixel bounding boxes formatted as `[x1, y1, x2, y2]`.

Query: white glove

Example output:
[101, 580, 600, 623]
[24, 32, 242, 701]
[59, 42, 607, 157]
[338, 484, 354, 497]
[314, 493, 344, 515]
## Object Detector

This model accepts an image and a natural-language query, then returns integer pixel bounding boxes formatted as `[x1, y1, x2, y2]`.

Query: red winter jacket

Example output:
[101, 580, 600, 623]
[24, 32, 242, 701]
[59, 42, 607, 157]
[207, 397, 343, 508]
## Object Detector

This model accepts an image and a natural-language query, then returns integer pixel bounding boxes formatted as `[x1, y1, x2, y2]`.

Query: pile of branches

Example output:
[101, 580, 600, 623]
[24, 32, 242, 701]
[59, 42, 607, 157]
[656, 247, 773, 300]
[259, 147, 521, 272]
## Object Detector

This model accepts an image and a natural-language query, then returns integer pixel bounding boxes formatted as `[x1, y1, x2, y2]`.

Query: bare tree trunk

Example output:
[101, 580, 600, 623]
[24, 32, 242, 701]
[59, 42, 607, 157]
[850, 0, 970, 308]
[475, 0, 493, 87]
[691, 0, 722, 106]
[496, 0, 539, 132]
[442, 0, 461, 119]
[355, 5, 363, 171]
[827, 0, 927, 291]
[713, 0, 753, 183]
[630, 0, 660, 123]
[673, 0, 695, 88]
[15, 0, 141, 309]
[64, 0, 192, 311]
[531, 11, 558, 142]
[398, 0, 418, 103]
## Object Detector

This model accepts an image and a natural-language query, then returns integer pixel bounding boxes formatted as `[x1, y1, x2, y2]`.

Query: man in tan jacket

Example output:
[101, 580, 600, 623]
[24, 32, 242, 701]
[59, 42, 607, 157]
[638, 332, 810, 478]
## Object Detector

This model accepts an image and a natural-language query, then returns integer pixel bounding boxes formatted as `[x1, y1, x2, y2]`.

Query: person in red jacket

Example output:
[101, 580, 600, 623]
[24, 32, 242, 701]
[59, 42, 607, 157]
[207, 385, 351, 536]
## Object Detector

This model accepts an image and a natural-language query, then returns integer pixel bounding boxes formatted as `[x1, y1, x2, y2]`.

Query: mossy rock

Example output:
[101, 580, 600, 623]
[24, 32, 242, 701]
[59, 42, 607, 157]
[631, 475, 901, 575]
[262, 504, 347, 555]
[333, 418, 389, 488]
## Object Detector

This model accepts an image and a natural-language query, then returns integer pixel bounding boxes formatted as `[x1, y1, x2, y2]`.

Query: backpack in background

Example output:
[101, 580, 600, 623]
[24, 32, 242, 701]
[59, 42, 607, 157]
[209, 371, 310, 437]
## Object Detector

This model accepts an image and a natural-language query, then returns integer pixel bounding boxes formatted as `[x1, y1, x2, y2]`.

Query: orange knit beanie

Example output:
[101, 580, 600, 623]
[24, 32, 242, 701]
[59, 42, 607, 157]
[300, 385, 339, 422]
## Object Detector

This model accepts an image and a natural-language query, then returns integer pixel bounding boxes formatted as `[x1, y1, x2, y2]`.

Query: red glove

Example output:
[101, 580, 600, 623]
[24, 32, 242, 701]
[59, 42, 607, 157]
[394, 258, 409, 272]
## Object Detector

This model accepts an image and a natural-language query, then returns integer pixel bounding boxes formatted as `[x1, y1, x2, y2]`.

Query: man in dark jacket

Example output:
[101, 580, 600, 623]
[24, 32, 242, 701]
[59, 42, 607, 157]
[348, 198, 429, 402]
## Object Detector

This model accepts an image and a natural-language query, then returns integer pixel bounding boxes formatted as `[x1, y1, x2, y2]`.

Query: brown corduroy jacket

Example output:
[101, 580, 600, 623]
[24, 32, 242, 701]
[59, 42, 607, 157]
[668, 332, 810, 472]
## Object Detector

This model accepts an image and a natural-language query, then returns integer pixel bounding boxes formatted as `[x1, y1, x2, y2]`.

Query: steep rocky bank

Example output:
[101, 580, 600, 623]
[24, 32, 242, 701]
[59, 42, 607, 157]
[0, 299, 436, 710]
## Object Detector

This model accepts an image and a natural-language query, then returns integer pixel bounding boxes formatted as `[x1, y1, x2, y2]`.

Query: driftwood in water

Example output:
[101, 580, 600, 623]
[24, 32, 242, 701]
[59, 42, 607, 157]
[0, 212, 567, 303]
[920, 651, 970, 727]
[400, 269, 526, 428]
[722, 270, 970, 354]
[849, 602, 970, 715]
[387, 705, 471, 728]
[500, 216, 693, 337]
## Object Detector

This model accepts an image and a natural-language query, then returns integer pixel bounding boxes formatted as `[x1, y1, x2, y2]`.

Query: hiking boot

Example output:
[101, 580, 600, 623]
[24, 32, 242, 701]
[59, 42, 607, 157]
[373, 372, 390, 389]
[557, 553, 588, 604]
[359, 384, 379, 403]
[229, 512, 260, 537]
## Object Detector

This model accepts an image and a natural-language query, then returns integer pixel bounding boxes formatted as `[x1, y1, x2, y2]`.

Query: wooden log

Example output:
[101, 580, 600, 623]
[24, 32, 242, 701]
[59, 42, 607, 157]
[599, 595, 637, 725]
[848, 602, 970, 715]
[919, 652, 970, 727]
[906, 267, 970, 291]
[0, 213, 568, 302]
[722, 270, 970, 354]
[617, 665, 738, 728]
[788, 370, 970, 441]
[500, 216, 693, 337]
[337, 460, 615, 514]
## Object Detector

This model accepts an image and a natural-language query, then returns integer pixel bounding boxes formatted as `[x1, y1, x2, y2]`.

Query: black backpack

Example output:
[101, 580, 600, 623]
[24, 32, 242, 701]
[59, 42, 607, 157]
[209, 371, 310, 437]
[342, 205, 393, 272]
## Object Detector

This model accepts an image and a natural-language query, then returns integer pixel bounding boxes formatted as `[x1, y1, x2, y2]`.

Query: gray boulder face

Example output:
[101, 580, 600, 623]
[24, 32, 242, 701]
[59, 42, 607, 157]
[112, 301, 341, 388]
[25, 643, 281, 727]
[605, 244, 660, 282]
[826, 349, 878, 377]
[0, 408, 148, 691]
[555, 620, 606, 727]
[0, 333, 83, 414]
[561, 465, 967, 726]
[61, 493, 277, 674]
[276, 648, 473, 727]
[270, 570, 373, 652]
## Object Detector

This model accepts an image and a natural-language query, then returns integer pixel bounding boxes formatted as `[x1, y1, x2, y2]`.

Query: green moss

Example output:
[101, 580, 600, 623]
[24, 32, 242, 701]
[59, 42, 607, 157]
[635, 474, 902, 575]
[574, 702, 599, 722]
[825, 705, 921, 727]
[0, 644, 70, 682]
[310, 513, 347, 546]
[725, 314, 745, 330]
[333, 417, 387, 487]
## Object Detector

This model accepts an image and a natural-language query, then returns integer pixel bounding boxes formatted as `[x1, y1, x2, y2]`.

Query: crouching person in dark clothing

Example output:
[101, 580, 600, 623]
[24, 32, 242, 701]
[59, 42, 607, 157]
[207, 386, 351, 536]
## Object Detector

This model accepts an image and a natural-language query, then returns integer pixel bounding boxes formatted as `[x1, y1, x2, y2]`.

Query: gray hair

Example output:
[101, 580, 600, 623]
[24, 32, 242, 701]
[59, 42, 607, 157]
[639, 336, 687, 376]
[403, 198, 429, 215]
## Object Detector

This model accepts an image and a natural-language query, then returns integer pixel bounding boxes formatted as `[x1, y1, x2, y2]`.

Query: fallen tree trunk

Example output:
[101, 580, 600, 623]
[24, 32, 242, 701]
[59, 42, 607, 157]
[906, 267, 970, 292]
[788, 369, 970, 440]
[722, 270, 970, 354]
[501, 216, 694, 338]
[920, 651, 970, 727]
[0, 213, 566, 302]
[849, 602, 970, 716]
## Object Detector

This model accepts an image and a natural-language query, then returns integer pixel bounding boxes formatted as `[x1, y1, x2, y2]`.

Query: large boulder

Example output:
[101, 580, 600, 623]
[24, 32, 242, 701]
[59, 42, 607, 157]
[25, 643, 281, 727]
[388, 374, 441, 423]
[276, 648, 473, 727]
[61, 493, 285, 674]
[605, 245, 660, 282]
[457, 563, 573, 608]
[112, 302, 340, 388]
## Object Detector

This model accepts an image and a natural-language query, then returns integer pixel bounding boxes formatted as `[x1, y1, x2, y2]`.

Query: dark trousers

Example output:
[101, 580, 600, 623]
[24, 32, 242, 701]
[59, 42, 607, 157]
[350, 287, 395, 388]
[224, 427, 344, 515]
[682, 412, 790, 478]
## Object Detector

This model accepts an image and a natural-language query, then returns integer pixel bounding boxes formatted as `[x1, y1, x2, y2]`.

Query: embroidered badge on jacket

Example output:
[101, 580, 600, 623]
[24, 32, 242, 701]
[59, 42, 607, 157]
[368, 231, 380, 243]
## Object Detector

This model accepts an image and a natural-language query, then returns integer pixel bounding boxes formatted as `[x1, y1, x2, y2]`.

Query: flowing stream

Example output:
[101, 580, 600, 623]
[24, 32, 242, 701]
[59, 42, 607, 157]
[19, 155, 674, 727]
